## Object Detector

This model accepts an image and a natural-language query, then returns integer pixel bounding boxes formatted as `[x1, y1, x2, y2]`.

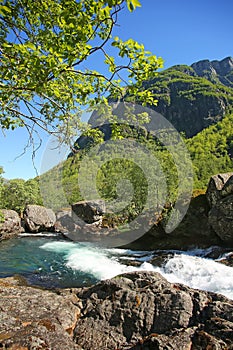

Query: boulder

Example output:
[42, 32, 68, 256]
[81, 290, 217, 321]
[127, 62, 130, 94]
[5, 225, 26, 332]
[0, 209, 22, 240]
[209, 195, 233, 242]
[54, 207, 114, 242]
[206, 173, 233, 243]
[221, 174, 233, 197]
[72, 200, 106, 224]
[206, 172, 233, 207]
[24, 204, 56, 233]
[55, 209, 77, 233]
[55, 214, 77, 233]
[124, 194, 222, 251]
[74, 271, 233, 350]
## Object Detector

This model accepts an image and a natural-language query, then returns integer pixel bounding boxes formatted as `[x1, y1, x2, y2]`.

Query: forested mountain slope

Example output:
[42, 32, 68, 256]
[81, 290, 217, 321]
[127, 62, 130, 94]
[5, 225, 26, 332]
[39, 57, 233, 211]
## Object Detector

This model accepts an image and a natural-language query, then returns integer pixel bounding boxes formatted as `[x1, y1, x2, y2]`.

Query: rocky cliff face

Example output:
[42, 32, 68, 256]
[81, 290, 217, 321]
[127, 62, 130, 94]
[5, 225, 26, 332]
[153, 81, 229, 137]
[191, 56, 233, 88]
[147, 57, 233, 137]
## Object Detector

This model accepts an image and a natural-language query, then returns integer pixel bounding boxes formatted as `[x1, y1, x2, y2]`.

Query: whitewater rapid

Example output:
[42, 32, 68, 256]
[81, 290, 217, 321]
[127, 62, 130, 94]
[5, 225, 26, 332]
[40, 241, 233, 300]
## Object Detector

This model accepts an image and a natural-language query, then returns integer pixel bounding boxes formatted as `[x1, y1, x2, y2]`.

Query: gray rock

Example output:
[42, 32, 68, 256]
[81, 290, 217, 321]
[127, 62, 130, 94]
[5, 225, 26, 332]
[206, 173, 233, 243]
[191, 59, 217, 77]
[81, 272, 193, 332]
[208, 195, 233, 242]
[191, 56, 233, 87]
[72, 200, 106, 224]
[74, 271, 232, 350]
[56, 208, 72, 220]
[0, 209, 22, 240]
[55, 209, 77, 233]
[55, 214, 77, 233]
[221, 174, 233, 198]
[206, 172, 233, 207]
[55, 207, 114, 243]
[0, 277, 82, 349]
[24, 204, 56, 233]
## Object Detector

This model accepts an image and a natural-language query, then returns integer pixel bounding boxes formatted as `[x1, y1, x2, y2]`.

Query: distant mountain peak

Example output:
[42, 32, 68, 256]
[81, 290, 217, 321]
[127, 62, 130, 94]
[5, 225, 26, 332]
[143, 56, 233, 137]
[191, 57, 233, 87]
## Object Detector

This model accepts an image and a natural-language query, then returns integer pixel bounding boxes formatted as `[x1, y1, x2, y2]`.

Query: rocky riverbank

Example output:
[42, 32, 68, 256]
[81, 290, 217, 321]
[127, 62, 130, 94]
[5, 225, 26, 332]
[0, 271, 233, 349]
[0, 172, 233, 250]
[0, 205, 57, 241]
[126, 172, 233, 250]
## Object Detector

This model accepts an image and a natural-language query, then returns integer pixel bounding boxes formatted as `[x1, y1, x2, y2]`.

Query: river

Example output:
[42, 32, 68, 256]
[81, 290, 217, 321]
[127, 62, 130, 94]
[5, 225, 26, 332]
[0, 234, 233, 299]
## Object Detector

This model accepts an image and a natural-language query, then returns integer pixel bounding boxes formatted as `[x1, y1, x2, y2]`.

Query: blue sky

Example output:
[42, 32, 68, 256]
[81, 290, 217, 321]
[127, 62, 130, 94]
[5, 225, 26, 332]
[1, 0, 233, 180]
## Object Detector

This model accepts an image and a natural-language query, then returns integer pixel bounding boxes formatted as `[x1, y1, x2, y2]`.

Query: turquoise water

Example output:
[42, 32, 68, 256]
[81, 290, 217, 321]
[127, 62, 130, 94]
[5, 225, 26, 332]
[1, 235, 233, 300]
[0, 236, 99, 288]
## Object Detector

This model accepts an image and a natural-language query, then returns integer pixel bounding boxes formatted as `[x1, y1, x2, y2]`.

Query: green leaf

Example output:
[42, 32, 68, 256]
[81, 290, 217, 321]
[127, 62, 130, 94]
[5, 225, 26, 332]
[0, 5, 11, 14]
[126, 0, 141, 12]
[127, 2, 134, 12]
[26, 42, 36, 50]
[131, 0, 141, 8]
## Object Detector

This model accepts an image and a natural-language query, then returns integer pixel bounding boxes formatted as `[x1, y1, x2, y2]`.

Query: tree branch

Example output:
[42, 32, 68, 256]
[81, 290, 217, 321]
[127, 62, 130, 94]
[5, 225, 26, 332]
[7, 107, 58, 134]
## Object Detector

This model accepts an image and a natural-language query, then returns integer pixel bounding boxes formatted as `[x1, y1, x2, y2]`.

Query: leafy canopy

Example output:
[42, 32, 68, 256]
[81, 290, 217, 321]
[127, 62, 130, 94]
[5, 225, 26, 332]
[0, 177, 43, 214]
[0, 0, 163, 143]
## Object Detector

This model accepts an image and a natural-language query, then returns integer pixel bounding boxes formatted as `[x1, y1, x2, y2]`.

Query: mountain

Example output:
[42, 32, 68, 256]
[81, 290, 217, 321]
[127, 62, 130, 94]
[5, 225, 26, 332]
[71, 57, 233, 155]
[191, 56, 233, 88]
[141, 56, 233, 137]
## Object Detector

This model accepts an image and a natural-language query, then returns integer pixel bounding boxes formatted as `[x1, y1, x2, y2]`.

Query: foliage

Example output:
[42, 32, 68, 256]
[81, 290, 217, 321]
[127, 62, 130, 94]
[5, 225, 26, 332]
[186, 113, 233, 189]
[40, 163, 74, 210]
[40, 125, 181, 218]
[0, 167, 4, 209]
[0, 178, 43, 214]
[0, 0, 163, 146]
[0, 210, 4, 223]
[2, 54, 233, 217]
[0, 169, 4, 221]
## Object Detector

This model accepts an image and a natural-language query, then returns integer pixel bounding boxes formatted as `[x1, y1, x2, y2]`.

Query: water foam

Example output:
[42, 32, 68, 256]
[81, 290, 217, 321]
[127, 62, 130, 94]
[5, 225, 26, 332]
[40, 242, 140, 279]
[157, 254, 233, 299]
[20, 233, 60, 238]
[40, 242, 233, 299]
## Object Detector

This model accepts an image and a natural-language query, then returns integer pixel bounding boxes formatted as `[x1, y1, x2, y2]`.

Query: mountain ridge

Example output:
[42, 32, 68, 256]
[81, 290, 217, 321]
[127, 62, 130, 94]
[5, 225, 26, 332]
[86, 57, 233, 139]
[191, 56, 233, 87]
[142, 56, 233, 137]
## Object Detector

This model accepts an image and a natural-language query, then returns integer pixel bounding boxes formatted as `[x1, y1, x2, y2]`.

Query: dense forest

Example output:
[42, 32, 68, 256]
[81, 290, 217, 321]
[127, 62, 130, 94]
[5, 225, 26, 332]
[0, 173, 42, 215]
